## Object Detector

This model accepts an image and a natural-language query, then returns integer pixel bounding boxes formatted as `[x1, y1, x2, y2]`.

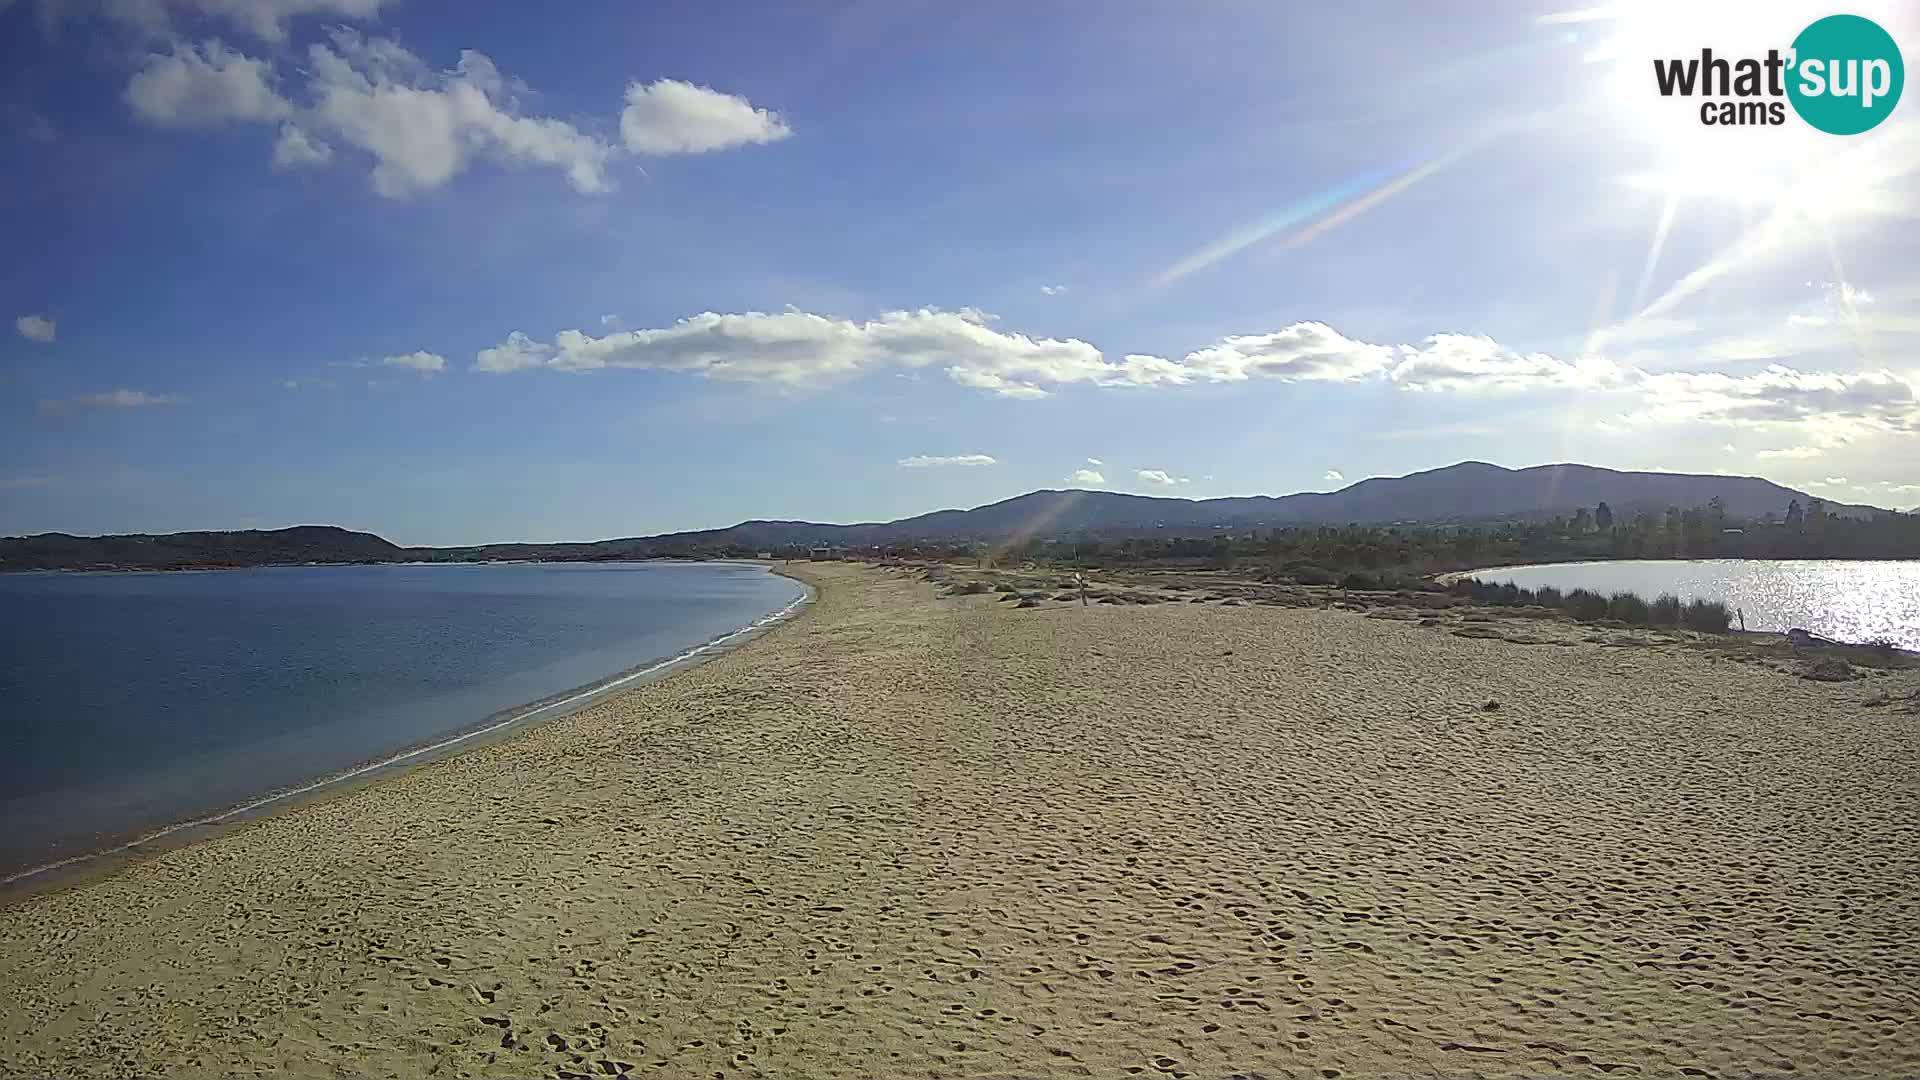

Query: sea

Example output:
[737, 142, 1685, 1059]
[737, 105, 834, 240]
[1469, 559, 1920, 649]
[0, 560, 806, 883]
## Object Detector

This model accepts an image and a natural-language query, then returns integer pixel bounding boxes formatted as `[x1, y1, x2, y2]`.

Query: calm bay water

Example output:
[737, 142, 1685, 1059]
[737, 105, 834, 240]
[1469, 559, 1920, 649]
[0, 561, 804, 879]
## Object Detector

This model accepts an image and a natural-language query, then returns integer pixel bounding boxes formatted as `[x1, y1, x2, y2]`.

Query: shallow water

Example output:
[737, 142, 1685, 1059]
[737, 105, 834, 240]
[1469, 559, 1920, 648]
[0, 561, 804, 876]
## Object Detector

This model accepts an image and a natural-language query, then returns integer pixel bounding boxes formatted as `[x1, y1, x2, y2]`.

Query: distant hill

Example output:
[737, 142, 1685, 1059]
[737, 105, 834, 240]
[656, 462, 1877, 547]
[1, 461, 1881, 570]
[0, 526, 404, 571]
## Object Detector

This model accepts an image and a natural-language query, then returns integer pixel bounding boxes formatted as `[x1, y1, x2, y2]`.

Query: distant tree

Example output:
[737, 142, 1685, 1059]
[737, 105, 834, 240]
[1572, 507, 1593, 534]
[1706, 495, 1727, 531]
[1806, 497, 1826, 533]
[1786, 499, 1804, 531]
[1595, 501, 1614, 531]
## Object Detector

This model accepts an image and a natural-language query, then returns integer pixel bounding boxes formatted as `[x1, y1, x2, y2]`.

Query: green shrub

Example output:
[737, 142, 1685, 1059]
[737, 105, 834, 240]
[1292, 566, 1340, 586]
[1650, 593, 1683, 625]
[1681, 598, 1732, 633]
[1534, 586, 1562, 608]
[1607, 591, 1652, 624]
[1566, 588, 1609, 621]
[1340, 572, 1380, 591]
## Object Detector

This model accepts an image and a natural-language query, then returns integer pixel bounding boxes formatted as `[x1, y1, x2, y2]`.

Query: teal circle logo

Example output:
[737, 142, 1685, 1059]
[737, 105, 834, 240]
[1787, 14, 1903, 134]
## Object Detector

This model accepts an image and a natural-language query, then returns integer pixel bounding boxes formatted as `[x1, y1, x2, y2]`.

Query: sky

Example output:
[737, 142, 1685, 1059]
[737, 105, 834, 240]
[3, 0, 1917, 544]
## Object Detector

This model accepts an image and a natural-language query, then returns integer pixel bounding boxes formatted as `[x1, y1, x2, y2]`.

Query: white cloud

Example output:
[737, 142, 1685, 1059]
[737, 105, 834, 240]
[474, 308, 1114, 399]
[1390, 335, 1633, 393]
[1136, 469, 1189, 487]
[304, 35, 617, 196]
[1786, 313, 1829, 328]
[271, 122, 331, 168]
[1040, 284, 1067, 296]
[39, 389, 185, 414]
[463, 306, 1920, 452]
[1086, 457, 1103, 466]
[1756, 446, 1822, 460]
[1637, 365, 1920, 435]
[381, 349, 446, 373]
[15, 313, 56, 342]
[1323, 469, 1345, 482]
[1819, 476, 1850, 486]
[125, 39, 290, 127]
[1179, 322, 1393, 383]
[474, 330, 553, 373]
[1067, 468, 1105, 485]
[897, 454, 996, 468]
[119, 32, 793, 197]
[619, 79, 791, 155]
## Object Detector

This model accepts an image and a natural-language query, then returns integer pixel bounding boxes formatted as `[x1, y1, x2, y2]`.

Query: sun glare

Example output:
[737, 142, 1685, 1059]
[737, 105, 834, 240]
[1562, 0, 1901, 211]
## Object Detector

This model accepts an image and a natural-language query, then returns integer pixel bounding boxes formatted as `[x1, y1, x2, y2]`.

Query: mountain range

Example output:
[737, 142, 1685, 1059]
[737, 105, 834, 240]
[0, 461, 1881, 570]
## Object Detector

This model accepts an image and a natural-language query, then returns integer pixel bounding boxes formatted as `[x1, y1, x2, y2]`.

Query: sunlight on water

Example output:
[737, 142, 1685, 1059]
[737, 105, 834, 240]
[1471, 560, 1920, 649]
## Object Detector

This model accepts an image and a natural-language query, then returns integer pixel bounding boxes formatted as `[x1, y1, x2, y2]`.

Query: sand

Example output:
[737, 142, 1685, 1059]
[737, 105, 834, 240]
[2, 562, 1917, 1078]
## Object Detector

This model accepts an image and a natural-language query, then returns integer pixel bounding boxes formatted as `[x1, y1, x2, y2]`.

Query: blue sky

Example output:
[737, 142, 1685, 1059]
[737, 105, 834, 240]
[3, 0, 1917, 543]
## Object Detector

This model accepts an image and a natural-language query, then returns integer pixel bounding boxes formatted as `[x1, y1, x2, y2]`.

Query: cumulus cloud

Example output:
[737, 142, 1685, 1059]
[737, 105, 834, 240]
[381, 350, 446, 373]
[463, 305, 1920, 447]
[1067, 468, 1105, 485]
[1323, 469, 1345, 482]
[116, 30, 791, 197]
[897, 454, 996, 468]
[1756, 446, 1822, 460]
[39, 389, 185, 414]
[474, 330, 552, 373]
[1086, 457, 1103, 466]
[1040, 284, 1067, 296]
[1178, 322, 1394, 383]
[271, 122, 331, 168]
[1638, 366, 1920, 434]
[15, 313, 56, 342]
[125, 39, 290, 127]
[303, 35, 617, 196]
[1136, 469, 1188, 487]
[619, 79, 791, 155]
[473, 308, 1114, 399]
[1390, 335, 1632, 393]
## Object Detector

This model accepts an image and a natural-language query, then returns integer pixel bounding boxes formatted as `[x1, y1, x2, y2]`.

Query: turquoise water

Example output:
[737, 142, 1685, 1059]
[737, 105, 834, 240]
[0, 561, 804, 878]
[1469, 559, 1920, 649]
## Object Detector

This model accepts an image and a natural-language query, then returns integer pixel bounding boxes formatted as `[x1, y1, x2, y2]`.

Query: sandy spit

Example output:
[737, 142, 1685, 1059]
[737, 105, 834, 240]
[2, 562, 1917, 1078]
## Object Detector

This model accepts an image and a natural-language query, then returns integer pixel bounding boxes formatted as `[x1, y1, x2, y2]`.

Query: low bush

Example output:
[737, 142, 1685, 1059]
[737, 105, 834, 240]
[1680, 598, 1732, 633]
[1340, 572, 1380, 591]
[1650, 593, 1683, 625]
[1607, 591, 1651, 624]
[1565, 588, 1610, 621]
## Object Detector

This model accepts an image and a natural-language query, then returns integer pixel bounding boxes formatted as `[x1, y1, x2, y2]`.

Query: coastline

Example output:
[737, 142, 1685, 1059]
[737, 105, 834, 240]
[0, 565, 814, 900]
[2, 562, 1915, 1077]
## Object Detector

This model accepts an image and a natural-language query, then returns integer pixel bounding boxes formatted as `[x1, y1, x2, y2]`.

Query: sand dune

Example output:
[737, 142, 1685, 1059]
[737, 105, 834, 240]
[2, 562, 1917, 1078]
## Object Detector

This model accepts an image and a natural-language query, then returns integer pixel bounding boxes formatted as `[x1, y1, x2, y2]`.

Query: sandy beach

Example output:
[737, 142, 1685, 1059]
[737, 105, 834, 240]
[2, 561, 1917, 1078]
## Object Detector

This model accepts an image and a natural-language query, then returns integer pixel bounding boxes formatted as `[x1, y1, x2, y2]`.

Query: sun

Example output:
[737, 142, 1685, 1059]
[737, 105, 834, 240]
[1560, 0, 1865, 206]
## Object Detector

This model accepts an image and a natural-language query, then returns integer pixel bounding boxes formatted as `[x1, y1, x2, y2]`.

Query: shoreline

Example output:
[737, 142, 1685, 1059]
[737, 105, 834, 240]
[3, 561, 1914, 1077]
[0, 566, 814, 901]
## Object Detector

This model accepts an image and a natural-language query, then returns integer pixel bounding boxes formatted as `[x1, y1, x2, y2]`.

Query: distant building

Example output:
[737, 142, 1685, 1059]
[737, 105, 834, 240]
[809, 546, 845, 561]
